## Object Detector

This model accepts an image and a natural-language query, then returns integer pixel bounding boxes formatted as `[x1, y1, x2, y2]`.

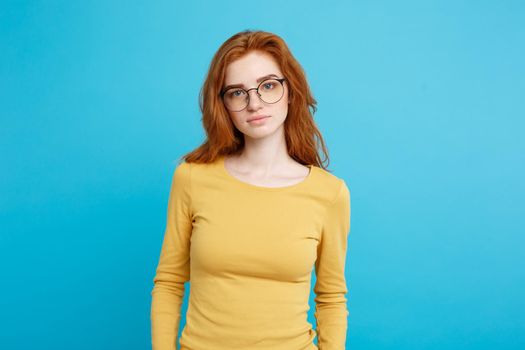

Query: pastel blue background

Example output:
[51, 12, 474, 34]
[1, 1, 523, 349]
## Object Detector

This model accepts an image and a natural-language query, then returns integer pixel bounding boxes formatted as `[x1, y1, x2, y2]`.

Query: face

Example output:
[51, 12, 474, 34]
[222, 50, 289, 140]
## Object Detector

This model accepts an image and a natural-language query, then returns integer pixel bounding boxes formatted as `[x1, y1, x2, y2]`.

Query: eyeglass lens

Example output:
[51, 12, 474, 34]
[222, 79, 285, 112]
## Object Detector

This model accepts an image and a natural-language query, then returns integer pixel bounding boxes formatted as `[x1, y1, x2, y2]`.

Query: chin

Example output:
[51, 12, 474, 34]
[241, 129, 273, 139]
[243, 125, 285, 139]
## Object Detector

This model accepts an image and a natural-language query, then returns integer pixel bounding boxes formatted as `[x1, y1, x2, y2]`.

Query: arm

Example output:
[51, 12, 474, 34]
[314, 179, 351, 350]
[151, 162, 193, 350]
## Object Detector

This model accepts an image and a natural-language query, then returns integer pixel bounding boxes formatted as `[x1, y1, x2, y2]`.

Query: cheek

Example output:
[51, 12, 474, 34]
[277, 99, 289, 116]
[233, 113, 245, 123]
[228, 112, 245, 128]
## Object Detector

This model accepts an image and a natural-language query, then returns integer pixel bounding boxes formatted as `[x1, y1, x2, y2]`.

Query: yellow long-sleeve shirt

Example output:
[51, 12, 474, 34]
[151, 155, 351, 350]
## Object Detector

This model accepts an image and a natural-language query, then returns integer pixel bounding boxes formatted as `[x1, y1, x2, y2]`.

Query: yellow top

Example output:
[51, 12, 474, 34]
[151, 155, 351, 350]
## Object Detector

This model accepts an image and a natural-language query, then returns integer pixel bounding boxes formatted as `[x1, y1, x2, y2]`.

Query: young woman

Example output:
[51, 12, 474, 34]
[151, 30, 351, 350]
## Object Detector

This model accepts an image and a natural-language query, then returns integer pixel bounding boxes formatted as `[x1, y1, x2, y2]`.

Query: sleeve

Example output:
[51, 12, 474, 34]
[150, 161, 193, 350]
[314, 179, 351, 350]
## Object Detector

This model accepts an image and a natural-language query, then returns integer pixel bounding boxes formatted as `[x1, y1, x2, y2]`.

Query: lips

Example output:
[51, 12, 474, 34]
[247, 115, 270, 122]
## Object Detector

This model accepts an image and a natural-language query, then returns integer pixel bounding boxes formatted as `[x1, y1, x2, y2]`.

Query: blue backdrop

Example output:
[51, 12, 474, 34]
[1, 1, 524, 349]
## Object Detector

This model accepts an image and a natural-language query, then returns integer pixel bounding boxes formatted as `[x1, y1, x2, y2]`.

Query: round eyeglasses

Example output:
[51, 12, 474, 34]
[220, 77, 287, 112]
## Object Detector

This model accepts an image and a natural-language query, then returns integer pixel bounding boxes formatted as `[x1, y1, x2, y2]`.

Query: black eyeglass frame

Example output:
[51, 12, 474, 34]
[219, 77, 287, 112]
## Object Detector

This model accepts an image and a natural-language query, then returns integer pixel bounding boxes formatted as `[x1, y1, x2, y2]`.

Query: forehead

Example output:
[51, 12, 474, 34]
[224, 51, 282, 85]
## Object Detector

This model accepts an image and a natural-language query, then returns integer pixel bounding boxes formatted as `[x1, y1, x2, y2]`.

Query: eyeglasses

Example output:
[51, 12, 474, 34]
[220, 77, 287, 112]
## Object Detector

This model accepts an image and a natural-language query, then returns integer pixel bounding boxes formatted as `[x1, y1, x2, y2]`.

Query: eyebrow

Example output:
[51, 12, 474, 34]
[222, 74, 280, 91]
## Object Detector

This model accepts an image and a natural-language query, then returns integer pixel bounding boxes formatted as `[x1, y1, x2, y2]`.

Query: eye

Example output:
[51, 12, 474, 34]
[262, 82, 275, 90]
[228, 89, 245, 98]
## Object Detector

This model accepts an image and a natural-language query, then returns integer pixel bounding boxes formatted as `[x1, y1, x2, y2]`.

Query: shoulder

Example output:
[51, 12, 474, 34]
[172, 159, 219, 188]
[313, 166, 350, 204]
[174, 160, 191, 174]
[171, 160, 192, 189]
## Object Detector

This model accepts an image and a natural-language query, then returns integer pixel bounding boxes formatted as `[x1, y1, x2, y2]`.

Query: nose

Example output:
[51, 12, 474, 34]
[246, 89, 263, 111]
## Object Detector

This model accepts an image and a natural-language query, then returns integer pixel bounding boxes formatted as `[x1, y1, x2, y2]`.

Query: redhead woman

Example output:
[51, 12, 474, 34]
[151, 30, 351, 350]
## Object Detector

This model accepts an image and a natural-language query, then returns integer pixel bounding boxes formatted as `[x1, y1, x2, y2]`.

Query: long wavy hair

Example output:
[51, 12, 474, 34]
[181, 29, 331, 170]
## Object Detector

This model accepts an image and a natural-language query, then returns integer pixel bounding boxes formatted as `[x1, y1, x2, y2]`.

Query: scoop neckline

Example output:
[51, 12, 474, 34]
[218, 155, 314, 192]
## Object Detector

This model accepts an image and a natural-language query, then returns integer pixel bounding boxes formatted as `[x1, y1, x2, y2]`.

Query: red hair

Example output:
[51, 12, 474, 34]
[181, 29, 332, 171]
